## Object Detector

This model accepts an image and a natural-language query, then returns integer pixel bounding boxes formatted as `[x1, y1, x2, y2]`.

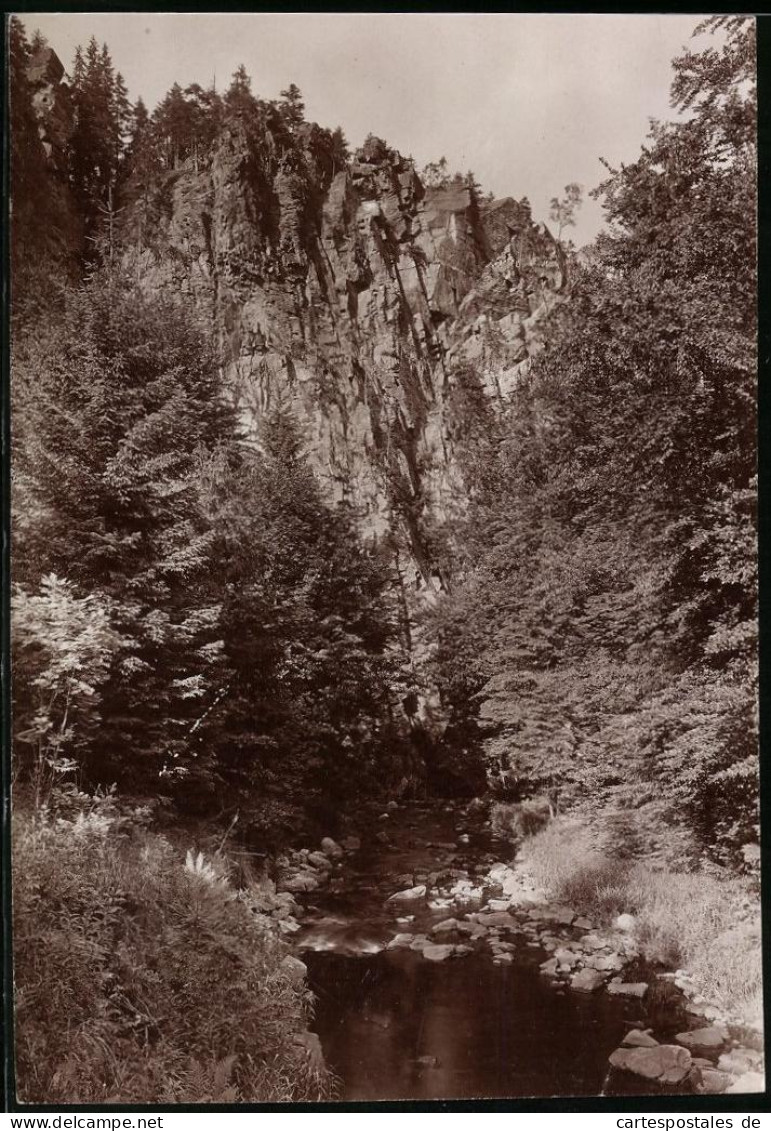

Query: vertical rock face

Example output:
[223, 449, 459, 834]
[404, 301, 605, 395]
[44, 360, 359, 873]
[129, 129, 567, 619]
[26, 46, 74, 167]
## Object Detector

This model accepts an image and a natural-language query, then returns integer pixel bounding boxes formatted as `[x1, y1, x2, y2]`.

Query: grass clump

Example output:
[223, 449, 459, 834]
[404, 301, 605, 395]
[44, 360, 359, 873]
[519, 816, 763, 1027]
[12, 799, 331, 1104]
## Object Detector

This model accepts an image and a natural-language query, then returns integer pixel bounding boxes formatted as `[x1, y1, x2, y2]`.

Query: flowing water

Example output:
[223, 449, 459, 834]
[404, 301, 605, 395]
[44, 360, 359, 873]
[295, 801, 690, 1101]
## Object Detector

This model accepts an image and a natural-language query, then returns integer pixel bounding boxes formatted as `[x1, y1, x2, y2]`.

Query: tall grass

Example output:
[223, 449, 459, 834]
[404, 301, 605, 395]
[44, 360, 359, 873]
[12, 803, 331, 1104]
[519, 817, 763, 1027]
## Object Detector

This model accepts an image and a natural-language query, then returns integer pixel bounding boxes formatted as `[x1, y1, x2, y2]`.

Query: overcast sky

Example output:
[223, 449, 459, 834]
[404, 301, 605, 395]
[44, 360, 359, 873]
[19, 12, 703, 243]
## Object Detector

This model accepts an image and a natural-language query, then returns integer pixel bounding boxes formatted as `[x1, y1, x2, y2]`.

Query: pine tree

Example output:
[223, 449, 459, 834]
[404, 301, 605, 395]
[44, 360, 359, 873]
[69, 37, 130, 250]
[224, 64, 257, 119]
[278, 82, 305, 129]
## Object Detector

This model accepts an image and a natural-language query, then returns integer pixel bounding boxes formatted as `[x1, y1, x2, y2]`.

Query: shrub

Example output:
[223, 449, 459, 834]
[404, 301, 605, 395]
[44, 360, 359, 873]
[12, 802, 331, 1104]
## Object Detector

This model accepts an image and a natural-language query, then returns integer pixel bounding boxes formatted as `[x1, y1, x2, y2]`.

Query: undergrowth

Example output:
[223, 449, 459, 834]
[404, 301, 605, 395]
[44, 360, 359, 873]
[12, 797, 331, 1104]
[519, 816, 763, 1028]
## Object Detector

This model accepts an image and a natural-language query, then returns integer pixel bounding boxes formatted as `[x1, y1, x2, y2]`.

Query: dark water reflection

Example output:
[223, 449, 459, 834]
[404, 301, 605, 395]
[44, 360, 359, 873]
[299, 803, 686, 1101]
[306, 947, 648, 1100]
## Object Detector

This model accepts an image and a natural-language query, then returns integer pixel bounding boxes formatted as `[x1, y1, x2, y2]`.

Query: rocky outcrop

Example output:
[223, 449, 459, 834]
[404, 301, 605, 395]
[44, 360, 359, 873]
[26, 46, 74, 166]
[125, 129, 567, 669]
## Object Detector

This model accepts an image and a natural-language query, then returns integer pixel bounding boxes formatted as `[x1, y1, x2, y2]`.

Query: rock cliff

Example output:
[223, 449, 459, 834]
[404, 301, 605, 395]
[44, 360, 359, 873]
[126, 126, 567, 607]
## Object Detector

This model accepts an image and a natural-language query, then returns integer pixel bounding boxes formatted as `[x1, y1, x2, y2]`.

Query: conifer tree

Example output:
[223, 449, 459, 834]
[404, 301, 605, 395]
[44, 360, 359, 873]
[278, 82, 305, 129]
[69, 37, 130, 249]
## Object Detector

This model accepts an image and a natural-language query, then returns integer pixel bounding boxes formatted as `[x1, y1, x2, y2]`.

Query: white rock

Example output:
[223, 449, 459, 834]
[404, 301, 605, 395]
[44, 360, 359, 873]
[387, 884, 427, 902]
[387, 933, 415, 950]
[422, 943, 455, 962]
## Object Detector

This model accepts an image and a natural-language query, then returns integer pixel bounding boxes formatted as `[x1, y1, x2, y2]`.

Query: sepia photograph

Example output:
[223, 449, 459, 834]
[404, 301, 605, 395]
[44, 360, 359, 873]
[5, 10, 762, 1106]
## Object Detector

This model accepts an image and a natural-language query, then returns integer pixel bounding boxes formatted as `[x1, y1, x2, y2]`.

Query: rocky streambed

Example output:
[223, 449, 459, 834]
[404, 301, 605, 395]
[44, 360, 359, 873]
[247, 800, 764, 1100]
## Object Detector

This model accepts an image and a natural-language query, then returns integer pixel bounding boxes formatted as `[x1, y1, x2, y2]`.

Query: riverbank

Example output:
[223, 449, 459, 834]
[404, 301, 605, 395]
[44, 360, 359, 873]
[518, 817, 764, 1033]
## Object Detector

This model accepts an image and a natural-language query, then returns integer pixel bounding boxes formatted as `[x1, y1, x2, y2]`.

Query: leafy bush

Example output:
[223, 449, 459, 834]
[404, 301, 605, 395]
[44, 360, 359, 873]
[13, 802, 331, 1103]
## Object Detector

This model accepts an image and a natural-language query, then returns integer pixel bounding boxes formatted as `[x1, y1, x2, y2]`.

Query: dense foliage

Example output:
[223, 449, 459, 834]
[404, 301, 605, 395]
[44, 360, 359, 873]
[13, 801, 330, 1103]
[430, 17, 757, 867]
[12, 271, 411, 844]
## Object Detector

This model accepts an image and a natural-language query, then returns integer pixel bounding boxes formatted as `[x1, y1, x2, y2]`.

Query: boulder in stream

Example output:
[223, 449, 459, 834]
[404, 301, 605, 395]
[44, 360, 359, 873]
[607, 981, 648, 998]
[456, 920, 487, 939]
[387, 932, 415, 950]
[320, 837, 344, 859]
[388, 884, 427, 902]
[585, 952, 625, 972]
[570, 968, 607, 993]
[609, 1044, 692, 1085]
[431, 918, 460, 934]
[422, 943, 456, 962]
[553, 947, 580, 968]
[698, 1068, 733, 1094]
[307, 851, 333, 871]
[474, 911, 519, 929]
[622, 1029, 659, 1048]
[675, 1025, 728, 1055]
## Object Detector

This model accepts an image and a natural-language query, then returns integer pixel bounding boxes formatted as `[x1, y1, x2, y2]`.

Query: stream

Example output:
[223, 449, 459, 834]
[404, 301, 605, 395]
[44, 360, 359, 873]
[293, 800, 693, 1101]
